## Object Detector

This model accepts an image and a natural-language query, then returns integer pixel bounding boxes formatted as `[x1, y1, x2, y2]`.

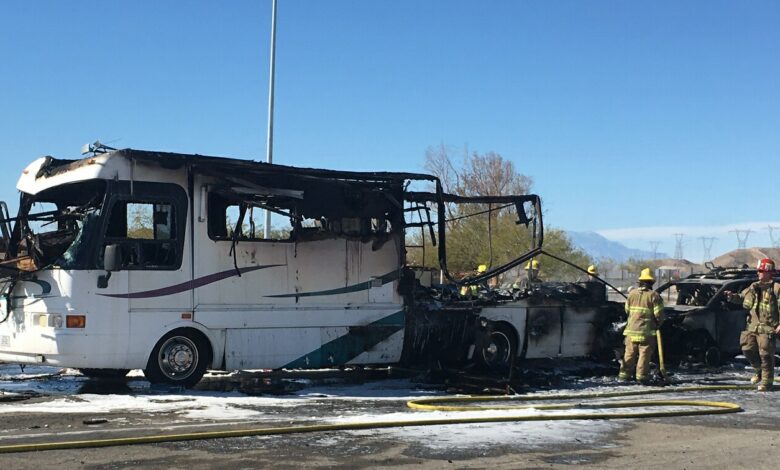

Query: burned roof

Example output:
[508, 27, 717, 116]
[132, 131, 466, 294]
[36, 149, 438, 186]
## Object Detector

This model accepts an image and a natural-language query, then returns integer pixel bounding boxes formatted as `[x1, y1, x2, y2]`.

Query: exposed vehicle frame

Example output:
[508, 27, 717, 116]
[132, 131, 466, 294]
[0, 149, 621, 387]
[656, 265, 780, 366]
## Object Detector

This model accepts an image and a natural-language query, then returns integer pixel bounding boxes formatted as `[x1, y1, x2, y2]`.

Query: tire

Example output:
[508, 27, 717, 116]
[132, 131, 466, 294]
[143, 329, 210, 388]
[79, 368, 130, 379]
[479, 323, 517, 374]
[685, 329, 716, 365]
[704, 346, 722, 367]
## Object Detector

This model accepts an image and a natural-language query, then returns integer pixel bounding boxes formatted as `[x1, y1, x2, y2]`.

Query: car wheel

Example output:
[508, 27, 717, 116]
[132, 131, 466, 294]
[144, 329, 210, 388]
[480, 323, 517, 374]
[704, 346, 722, 367]
[79, 368, 130, 379]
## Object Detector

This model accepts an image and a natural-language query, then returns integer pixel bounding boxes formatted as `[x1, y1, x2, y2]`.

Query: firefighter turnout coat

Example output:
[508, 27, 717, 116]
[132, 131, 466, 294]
[741, 280, 780, 335]
[623, 286, 665, 342]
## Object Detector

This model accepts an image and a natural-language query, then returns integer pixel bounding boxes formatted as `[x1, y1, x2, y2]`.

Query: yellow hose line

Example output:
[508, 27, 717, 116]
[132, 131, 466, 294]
[407, 383, 754, 411]
[0, 384, 751, 454]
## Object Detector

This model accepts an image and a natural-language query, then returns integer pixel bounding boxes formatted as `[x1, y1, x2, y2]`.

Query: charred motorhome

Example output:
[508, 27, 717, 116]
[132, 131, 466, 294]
[0, 149, 621, 387]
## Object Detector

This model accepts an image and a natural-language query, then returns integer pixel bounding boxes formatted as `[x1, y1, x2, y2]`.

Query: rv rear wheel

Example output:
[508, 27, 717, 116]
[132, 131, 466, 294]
[479, 323, 517, 373]
[144, 330, 210, 388]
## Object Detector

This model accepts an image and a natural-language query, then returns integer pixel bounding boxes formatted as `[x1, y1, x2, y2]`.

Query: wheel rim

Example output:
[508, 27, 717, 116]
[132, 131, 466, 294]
[704, 346, 721, 366]
[158, 336, 199, 381]
[482, 331, 512, 369]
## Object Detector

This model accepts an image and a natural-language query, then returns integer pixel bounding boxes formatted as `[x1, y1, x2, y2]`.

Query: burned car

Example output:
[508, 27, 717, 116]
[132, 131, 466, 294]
[656, 265, 779, 366]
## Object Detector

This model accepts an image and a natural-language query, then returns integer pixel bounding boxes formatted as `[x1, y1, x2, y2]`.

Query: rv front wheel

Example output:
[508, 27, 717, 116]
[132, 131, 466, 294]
[144, 330, 210, 388]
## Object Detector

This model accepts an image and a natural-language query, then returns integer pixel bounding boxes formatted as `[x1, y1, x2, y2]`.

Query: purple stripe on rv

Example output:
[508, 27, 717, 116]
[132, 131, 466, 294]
[97, 265, 284, 299]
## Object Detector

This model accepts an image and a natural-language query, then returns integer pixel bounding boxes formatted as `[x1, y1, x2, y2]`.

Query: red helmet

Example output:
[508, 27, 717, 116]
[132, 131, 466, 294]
[756, 258, 775, 273]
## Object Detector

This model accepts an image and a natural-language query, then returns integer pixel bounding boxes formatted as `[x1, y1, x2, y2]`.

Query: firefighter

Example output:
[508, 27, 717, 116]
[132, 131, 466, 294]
[728, 258, 780, 391]
[619, 268, 665, 384]
[460, 264, 487, 298]
[578, 264, 600, 282]
[587, 264, 599, 281]
[580, 264, 607, 301]
[512, 259, 541, 292]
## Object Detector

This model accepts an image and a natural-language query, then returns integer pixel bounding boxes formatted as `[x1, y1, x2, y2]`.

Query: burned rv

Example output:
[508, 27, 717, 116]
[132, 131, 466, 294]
[0, 149, 621, 387]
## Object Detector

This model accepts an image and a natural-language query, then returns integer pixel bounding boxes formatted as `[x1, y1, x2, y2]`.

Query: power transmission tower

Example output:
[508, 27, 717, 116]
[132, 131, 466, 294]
[699, 237, 716, 263]
[766, 225, 780, 248]
[648, 241, 660, 260]
[673, 233, 685, 260]
[729, 229, 753, 249]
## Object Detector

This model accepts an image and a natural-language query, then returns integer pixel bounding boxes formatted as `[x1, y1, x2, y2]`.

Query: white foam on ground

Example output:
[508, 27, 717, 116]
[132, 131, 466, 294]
[341, 417, 619, 451]
[1, 363, 776, 451]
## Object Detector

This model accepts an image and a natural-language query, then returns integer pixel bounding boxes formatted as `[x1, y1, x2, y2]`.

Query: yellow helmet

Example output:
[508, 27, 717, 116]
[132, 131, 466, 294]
[525, 260, 539, 270]
[587, 265, 598, 276]
[638, 268, 655, 282]
[477, 264, 487, 273]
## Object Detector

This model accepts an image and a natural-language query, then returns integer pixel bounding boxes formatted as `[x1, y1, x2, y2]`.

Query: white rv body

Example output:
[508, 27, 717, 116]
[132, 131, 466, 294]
[0, 149, 618, 387]
[0, 151, 409, 384]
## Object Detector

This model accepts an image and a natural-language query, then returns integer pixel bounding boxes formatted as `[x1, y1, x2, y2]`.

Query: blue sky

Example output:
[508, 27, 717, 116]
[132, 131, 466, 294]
[1, 1, 778, 261]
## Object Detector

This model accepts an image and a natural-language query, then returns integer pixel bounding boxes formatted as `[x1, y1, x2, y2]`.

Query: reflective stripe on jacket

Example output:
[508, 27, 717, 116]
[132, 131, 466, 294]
[623, 286, 665, 341]
[741, 281, 780, 334]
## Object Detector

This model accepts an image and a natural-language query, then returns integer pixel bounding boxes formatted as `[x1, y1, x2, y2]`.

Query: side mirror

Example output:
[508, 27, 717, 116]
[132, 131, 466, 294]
[98, 244, 121, 289]
[104, 244, 121, 272]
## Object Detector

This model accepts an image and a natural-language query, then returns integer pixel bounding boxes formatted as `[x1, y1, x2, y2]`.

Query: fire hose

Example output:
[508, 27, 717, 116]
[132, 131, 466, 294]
[0, 383, 753, 454]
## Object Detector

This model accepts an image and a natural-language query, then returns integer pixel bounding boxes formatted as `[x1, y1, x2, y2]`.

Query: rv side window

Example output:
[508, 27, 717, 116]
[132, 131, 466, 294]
[225, 205, 293, 241]
[207, 191, 395, 242]
[207, 193, 294, 241]
[103, 200, 180, 269]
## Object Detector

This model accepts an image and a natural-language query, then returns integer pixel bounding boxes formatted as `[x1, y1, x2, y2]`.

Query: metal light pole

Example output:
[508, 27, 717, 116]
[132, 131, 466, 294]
[264, 0, 278, 239]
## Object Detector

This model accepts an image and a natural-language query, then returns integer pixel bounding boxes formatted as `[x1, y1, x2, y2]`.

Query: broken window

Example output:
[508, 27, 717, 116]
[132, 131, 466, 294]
[103, 199, 179, 270]
[1, 180, 107, 271]
[221, 204, 294, 241]
[206, 188, 399, 244]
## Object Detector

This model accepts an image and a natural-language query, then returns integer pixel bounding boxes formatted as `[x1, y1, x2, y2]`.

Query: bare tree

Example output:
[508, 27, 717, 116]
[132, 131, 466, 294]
[411, 145, 591, 281]
[424, 145, 532, 197]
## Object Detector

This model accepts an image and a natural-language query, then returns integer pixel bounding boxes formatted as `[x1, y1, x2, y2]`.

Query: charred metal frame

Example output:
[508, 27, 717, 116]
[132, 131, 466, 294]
[405, 188, 543, 287]
[0, 150, 544, 291]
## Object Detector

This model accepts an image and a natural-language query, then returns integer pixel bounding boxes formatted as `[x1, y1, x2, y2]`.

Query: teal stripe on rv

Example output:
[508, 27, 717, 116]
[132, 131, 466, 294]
[265, 270, 401, 298]
[282, 310, 405, 369]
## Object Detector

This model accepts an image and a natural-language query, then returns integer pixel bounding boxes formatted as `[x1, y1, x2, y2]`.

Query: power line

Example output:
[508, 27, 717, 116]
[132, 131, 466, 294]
[673, 233, 685, 260]
[766, 225, 780, 248]
[648, 241, 660, 260]
[729, 229, 753, 249]
[699, 237, 716, 263]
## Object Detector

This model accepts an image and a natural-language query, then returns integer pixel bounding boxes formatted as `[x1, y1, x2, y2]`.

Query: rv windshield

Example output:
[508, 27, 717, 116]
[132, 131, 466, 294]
[2, 180, 107, 273]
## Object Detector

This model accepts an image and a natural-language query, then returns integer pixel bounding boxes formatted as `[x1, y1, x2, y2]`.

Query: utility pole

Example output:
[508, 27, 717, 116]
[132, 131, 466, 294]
[264, 0, 278, 239]
[766, 225, 780, 248]
[729, 229, 753, 249]
[699, 237, 716, 263]
[673, 233, 685, 260]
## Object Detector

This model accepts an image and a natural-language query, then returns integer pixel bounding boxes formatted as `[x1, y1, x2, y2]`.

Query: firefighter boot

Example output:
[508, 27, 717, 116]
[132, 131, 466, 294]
[750, 374, 761, 385]
[758, 370, 773, 392]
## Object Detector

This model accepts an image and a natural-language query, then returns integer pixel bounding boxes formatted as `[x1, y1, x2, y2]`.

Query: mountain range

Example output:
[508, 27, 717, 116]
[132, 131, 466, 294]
[566, 231, 669, 262]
